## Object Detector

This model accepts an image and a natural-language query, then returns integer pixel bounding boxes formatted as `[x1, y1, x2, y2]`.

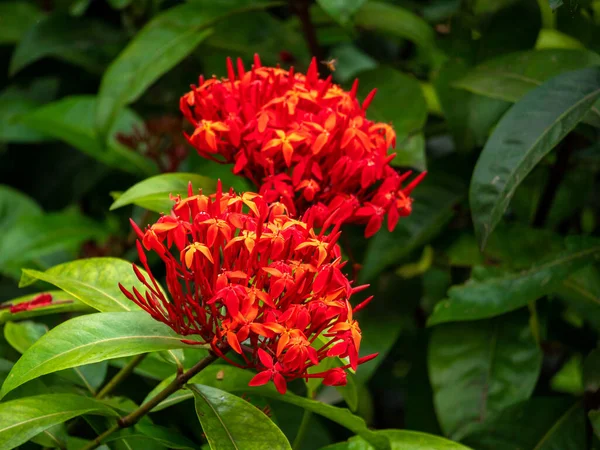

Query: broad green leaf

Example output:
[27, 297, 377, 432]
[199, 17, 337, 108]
[317, 0, 366, 25]
[0, 291, 90, 324]
[0, 1, 43, 44]
[550, 355, 584, 395]
[19, 257, 161, 312]
[428, 236, 600, 324]
[556, 265, 600, 331]
[322, 429, 472, 449]
[329, 44, 377, 84]
[190, 384, 292, 449]
[96, 1, 275, 136]
[453, 49, 600, 102]
[428, 312, 542, 439]
[0, 311, 206, 398]
[9, 15, 124, 75]
[354, 2, 438, 58]
[110, 173, 216, 212]
[356, 67, 428, 145]
[145, 365, 390, 449]
[0, 185, 42, 230]
[21, 96, 156, 176]
[0, 393, 117, 450]
[470, 67, 600, 248]
[392, 133, 426, 172]
[105, 423, 196, 449]
[360, 173, 465, 282]
[0, 212, 108, 275]
[462, 398, 585, 450]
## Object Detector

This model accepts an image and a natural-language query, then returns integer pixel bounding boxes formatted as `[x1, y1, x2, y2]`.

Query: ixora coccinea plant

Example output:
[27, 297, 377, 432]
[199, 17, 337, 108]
[181, 54, 425, 238]
[121, 182, 377, 394]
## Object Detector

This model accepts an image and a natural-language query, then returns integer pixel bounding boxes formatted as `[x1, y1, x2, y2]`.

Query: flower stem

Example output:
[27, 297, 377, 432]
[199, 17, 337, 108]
[79, 351, 219, 450]
[96, 353, 147, 399]
[292, 409, 313, 450]
[291, 0, 324, 63]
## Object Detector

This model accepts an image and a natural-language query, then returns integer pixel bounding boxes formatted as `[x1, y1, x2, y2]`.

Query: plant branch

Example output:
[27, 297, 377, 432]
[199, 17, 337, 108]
[291, 0, 324, 63]
[96, 353, 148, 400]
[79, 351, 219, 450]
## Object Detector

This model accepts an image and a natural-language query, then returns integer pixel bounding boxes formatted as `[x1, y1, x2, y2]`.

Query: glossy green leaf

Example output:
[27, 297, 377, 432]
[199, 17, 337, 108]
[0, 290, 90, 324]
[95, 1, 275, 136]
[145, 365, 390, 449]
[191, 384, 292, 449]
[317, 0, 366, 25]
[19, 257, 161, 312]
[428, 236, 600, 324]
[0, 212, 108, 275]
[462, 398, 585, 450]
[356, 66, 428, 146]
[556, 265, 600, 332]
[454, 49, 600, 103]
[21, 96, 156, 176]
[354, 2, 437, 57]
[9, 15, 124, 75]
[110, 173, 216, 212]
[0, 1, 43, 44]
[105, 423, 197, 449]
[322, 429, 472, 449]
[393, 133, 426, 172]
[0, 185, 42, 231]
[470, 67, 600, 248]
[360, 174, 465, 282]
[4, 321, 47, 354]
[0, 393, 117, 450]
[428, 312, 542, 439]
[0, 311, 206, 398]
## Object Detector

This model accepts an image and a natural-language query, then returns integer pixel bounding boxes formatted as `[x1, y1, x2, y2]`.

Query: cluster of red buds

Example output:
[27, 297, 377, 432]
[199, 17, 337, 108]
[0, 293, 71, 314]
[180, 55, 425, 237]
[120, 183, 376, 394]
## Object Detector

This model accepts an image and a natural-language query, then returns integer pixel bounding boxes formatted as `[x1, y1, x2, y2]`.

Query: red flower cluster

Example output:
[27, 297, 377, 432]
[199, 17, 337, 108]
[0, 293, 72, 314]
[180, 55, 425, 237]
[120, 183, 376, 394]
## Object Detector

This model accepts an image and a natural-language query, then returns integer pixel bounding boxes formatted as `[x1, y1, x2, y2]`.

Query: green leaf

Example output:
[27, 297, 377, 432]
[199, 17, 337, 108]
[0, 291, 90, 324]
[584, 348, 600, 392]
[95, 1, 275, 136]
[392, 133, 426, 172]
[470, 67, 600, 248]
[0, 393, 117, 450]
[21, 96, 157, 176]
[428, 236, 600, 324]
[360, 173, 465, 282]
[329, 44, 377, 84]
[550, 0, 564, 11]
[110, 173, 217, 212]
[317, 0, 366, 25]
[0, 212, 109, 275]
[0, 311, 206, 398]
[4, 321, 47, 354]
[354, 2, 438, 59]
[144, 365, 390, 449]
[9, 15, 124, 75]
[0, 185, 42, 231]
[550, 354, 584, 395]
[0, 1, 43, 44]
[462, 398, 585, 450]
[556, 265, 600, 331]
[428, 311, 542, 439]
[19, 257, 162, 312]
[105, 423, 197, 449]
[190, 384, 292, 449]
[356, 66, 428, 147]
[322, 429, 472, 449]
[454, 49, 600, 103]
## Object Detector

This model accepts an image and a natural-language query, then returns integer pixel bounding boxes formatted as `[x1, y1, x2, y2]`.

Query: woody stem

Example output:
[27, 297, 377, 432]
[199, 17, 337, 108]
[95, 353, 147, 399]
[79, 351, 219, 450]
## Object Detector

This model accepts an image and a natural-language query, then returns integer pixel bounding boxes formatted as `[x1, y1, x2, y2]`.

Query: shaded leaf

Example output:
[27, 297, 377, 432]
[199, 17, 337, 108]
[393, 133, 426, 172]
[0, 185, 42, 231]
[0, 393, 117, 450]
[556, 265, 600, 331]
[110, 173, 216, 212]
[322, 429, 472, 449]
[190, 384, 292, 449]
[4, 320, 47, 354]
[329, 44, 377, 84]
[105, 423, 197, 449]
[9, 15, 124, 75]
[0, 1, 43, 44]
[584, 348, 600, 392]
[470, 67, 600, 248]
[318, 0, 366, 25]
[21, 96, 157, 176]
[0, 311, 206, 398]
[428, 311, 542, 439]
[19, 257, 160, 312]
[462, 398, 585, 450]
[428, 236, 600, 324]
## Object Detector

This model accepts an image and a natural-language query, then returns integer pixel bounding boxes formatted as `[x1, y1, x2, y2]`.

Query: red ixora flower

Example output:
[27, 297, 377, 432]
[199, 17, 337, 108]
[180, 55, 425, 238]
[119, 182, 377, 394]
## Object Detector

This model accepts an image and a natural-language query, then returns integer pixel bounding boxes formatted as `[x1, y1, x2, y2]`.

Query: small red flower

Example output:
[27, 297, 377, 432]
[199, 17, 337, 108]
[120, 183, 376, 393]
[180, 55, 425, 237]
